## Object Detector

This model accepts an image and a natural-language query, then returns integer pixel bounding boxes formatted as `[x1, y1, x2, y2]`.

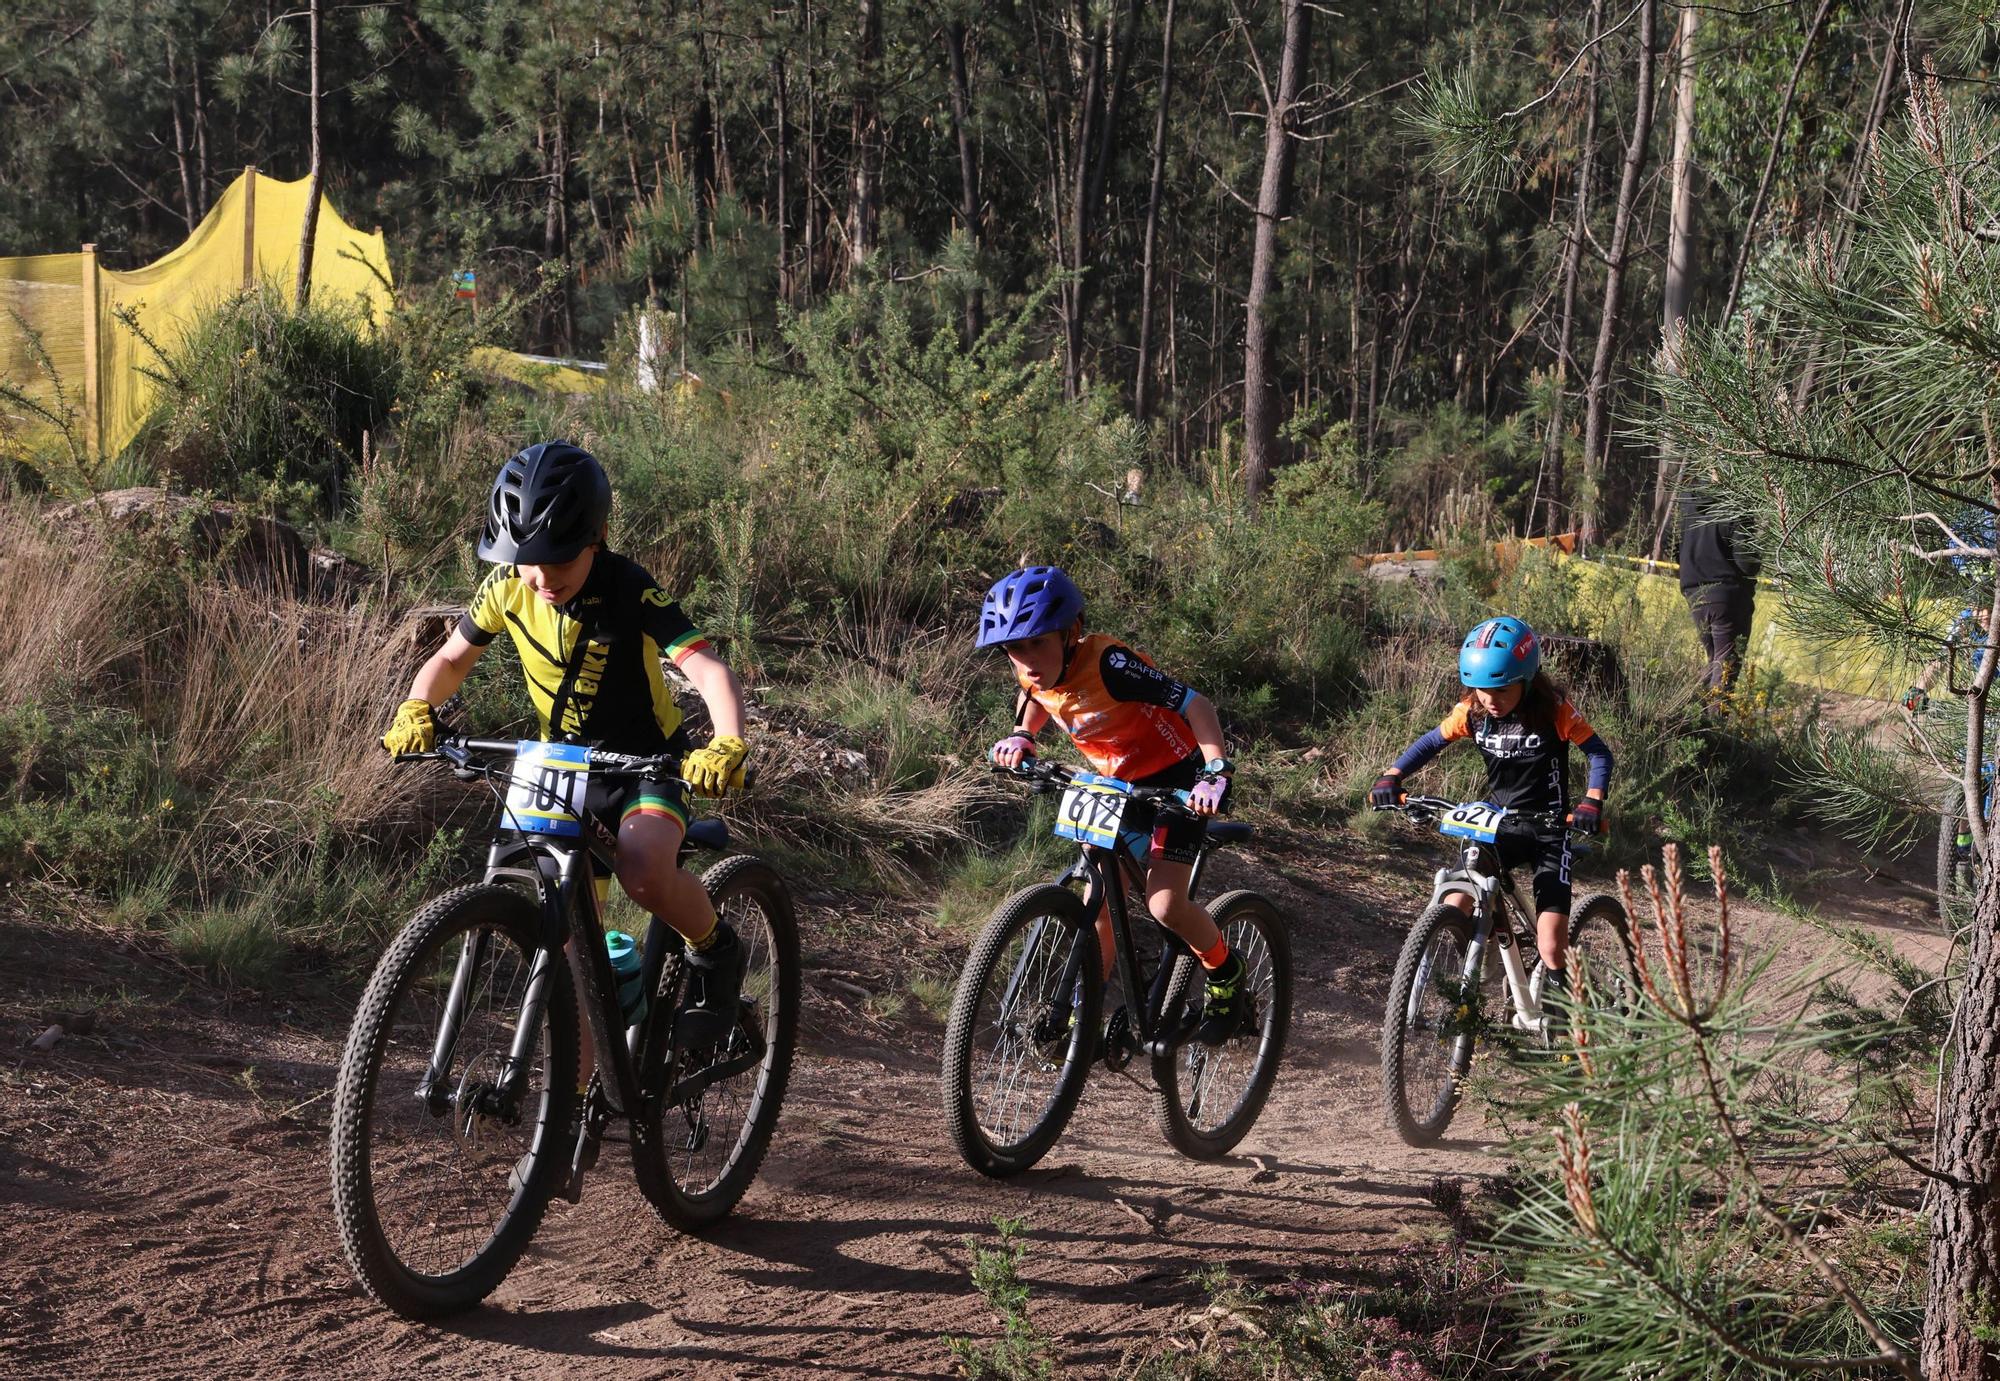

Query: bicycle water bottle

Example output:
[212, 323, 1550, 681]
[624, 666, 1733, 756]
[605, 931, 649, 1028]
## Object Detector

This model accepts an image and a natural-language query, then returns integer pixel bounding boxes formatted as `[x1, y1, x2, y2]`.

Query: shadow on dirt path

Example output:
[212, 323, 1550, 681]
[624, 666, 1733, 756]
[0, 818, 1940, 1377]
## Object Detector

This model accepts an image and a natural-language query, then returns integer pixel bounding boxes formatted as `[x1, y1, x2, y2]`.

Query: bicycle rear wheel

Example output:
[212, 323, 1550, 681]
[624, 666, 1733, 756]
[631, 855, 800, 1230]
[1151, 891, 1292, 1160]
[1381, 903, 1482, 1147]
[941, 883, 1103, 1177]
[1563, 893, 1639, 1013]
[330, 885, 577, 1318]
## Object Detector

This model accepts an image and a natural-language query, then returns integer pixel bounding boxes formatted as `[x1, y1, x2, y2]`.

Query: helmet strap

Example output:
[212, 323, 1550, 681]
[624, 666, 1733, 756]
[1056, 624, 1083, 685]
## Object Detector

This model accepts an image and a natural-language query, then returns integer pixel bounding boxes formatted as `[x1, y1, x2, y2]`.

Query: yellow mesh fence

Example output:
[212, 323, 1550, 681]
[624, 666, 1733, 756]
[1360, 535, 1914, 700]
[0, 169, 393, 465]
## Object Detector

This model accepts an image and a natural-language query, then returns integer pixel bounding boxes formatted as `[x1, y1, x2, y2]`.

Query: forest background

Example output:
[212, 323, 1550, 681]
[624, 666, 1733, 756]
[5, 2, 2000, 1379]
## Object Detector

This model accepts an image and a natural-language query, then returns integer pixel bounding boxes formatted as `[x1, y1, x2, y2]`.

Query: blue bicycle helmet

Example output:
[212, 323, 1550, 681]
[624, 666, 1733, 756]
[977, 566, 1085, 648]
[1459, 615, 1541, 688]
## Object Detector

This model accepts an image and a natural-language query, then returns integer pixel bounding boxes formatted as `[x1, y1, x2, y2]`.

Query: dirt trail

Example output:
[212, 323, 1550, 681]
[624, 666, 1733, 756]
[0, 828, 1940, 1378]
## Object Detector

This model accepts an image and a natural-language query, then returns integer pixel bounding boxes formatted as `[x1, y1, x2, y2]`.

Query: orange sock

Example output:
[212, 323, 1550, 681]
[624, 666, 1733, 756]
[1197, 935, 1230, 970]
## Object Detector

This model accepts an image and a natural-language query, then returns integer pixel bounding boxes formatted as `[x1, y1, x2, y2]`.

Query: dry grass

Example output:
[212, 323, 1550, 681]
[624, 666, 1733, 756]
[0, 508, 146, 707]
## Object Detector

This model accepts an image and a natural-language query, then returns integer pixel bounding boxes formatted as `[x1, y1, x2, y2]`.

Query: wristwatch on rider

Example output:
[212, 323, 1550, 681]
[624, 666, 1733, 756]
[1202, 757, 1234, 777]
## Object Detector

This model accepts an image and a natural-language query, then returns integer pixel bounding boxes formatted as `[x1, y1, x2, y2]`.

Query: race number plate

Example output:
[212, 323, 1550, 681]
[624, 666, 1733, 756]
[1438, 801, 1507, 844]
[502, 740, 591, 837]
[1053, 781, 1131, 848]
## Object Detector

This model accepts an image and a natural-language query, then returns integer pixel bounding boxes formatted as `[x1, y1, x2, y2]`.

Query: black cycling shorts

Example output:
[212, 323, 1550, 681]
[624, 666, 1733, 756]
[1116, 753, 1208, 869]
[1470, 825, 1573, 918]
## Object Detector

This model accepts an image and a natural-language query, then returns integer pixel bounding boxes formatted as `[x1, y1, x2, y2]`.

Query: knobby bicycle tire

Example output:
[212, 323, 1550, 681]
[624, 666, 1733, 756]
[1381, 903, 1480, 1148]
[630, 854, 801, 1231]
[1151, 890, 1293, 1160]
[330, 885, 578, 1318]
[941, 883, 1103, 1177]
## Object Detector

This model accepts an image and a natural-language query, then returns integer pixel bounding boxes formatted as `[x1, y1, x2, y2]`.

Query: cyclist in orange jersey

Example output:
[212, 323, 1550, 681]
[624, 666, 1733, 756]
[979, 566, 1244, 1045]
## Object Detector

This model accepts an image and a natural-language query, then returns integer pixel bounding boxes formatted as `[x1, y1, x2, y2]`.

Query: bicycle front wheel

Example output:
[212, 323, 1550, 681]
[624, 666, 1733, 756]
[1151, 891, 1293, 1160]
[631, 854, 800, 1231]
[1382, 903, 1481, 1148]
[330, 885, 577, 1318]
[940, 883, 1103, 1177]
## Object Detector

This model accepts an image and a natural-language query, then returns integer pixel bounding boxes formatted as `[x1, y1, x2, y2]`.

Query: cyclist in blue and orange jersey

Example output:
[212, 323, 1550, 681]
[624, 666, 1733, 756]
[1369, 616, 1615, 1001]
[978, 566, 1244, 1045]
[380, 441, 753, 1060]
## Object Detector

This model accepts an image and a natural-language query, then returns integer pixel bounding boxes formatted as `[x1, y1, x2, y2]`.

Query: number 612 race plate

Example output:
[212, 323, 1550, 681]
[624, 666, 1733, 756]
[1053, 781, 1130, 848]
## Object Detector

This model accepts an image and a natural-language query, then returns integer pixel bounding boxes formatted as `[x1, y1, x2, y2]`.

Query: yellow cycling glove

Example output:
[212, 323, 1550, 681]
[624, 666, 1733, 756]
[382, 699, 437, 756]
[683, 735, 749, 797]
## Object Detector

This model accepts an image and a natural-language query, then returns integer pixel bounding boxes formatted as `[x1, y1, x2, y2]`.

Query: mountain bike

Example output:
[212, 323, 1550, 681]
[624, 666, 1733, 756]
[941, 759, 1292, 1176]
[330, 735, 799, 1318]
[1374, 795, 1634, 1147]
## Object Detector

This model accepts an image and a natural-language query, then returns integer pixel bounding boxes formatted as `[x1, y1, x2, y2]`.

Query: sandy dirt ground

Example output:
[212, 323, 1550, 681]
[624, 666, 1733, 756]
[0, 820, 1943, 1378]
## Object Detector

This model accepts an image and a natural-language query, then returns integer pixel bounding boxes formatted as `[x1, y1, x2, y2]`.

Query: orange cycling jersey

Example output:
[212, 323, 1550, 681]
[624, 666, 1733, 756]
[1018, 633, 1200, 781]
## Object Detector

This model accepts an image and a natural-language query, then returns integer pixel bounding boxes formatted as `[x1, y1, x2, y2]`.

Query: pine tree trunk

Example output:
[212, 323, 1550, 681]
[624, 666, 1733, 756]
[293, 0, 323, 309]
[1646, 0, 1700, 559]
[1243, 0, 1311, 503]
[774, 56, 792, 306]
[167, 44, 197, 234]
[943, 19, 983, 344]
[1541, 0, 1605, 538]
[1577, 0, 1660, 552]
[1135, 0, 1178, 422]
[1062, 4, 1107, 399]
[847, 0, 882, 274]
[1926, 582, 2000, 1379]
[192, 51, 209, 217]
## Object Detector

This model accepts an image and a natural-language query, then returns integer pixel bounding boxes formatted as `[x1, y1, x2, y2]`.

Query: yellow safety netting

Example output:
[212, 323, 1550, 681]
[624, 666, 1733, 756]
[1360, 536, 1914, 700]
[0, 170, 393, 464]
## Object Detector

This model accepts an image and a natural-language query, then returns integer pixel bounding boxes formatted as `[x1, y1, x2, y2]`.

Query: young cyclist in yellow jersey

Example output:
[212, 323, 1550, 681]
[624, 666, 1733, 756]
[1371, 616, 1615, 1007]
[978, 566, 1245, 1045]
[381, 442, 753, 1147]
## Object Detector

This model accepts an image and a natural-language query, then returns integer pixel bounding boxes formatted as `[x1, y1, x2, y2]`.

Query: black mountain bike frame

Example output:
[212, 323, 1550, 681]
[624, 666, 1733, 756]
[1002, 762, 1249, 1060]
[406, 738, 759, 1138]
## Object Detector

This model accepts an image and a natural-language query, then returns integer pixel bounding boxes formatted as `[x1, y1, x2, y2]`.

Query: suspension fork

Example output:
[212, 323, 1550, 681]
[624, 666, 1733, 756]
[417, 927, 489, 1112]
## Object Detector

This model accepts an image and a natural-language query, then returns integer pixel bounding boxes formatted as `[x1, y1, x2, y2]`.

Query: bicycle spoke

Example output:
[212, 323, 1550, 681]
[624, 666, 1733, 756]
[368, 927, 552, 1281]
[970, 917, 1072, 1150]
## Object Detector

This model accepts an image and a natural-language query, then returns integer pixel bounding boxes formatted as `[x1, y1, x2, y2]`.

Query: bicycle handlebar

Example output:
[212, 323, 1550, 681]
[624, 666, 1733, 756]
[1371, 794, 1590, 840]
[394, 735, 696, 789]
[991, 758, 1201, 810]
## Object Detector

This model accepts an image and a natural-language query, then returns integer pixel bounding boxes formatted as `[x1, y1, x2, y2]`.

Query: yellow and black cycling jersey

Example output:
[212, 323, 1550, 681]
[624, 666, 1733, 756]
[457, 550, 710, 754]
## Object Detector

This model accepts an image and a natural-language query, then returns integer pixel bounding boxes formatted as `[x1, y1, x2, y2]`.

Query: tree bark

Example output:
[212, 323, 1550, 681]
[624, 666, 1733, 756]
[1925, 545, 2000, 1380]
[1242, 0, 1311, 503]
[167, 44, 197, 233]
[1645, 0, 1700, 559]
[847, 0, 883, 274]
[943, 19, 984, 344]
[1577, 0, 1660, 552]
[775, 55, 792, 306]
[1540, 0, 1606, 538]
[1135, 0, 1177, 422]
[293, 0, 323, 309]
[192, 50, 210, 218]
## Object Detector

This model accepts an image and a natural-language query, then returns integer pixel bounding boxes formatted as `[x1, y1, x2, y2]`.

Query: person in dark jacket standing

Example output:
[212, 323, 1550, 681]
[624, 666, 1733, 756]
[1678, 478, 1760, 695]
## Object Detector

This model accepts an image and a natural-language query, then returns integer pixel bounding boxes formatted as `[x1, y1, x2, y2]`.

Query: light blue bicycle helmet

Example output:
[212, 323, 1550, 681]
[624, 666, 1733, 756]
[977, 566, 1085, 648]
[1459, 615, 1541, 687]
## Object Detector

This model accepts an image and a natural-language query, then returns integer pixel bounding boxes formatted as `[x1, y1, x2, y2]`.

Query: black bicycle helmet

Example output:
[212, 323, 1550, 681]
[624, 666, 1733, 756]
[477, 440, 612, 564]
